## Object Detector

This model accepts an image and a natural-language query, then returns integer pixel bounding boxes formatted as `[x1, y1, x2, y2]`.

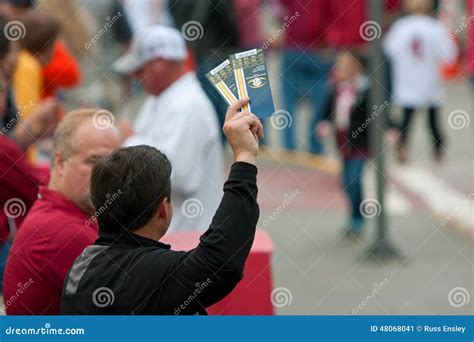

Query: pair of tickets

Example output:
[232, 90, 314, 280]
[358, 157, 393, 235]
[206, 48, 275, 118]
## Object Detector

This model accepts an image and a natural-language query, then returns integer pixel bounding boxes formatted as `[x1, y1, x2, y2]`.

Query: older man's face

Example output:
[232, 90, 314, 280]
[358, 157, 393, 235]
[55, 119, 121, 215]
[135, 58, 172, 96]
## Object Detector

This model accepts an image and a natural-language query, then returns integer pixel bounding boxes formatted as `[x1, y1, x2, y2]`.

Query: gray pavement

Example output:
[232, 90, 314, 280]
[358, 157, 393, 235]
[254, 75, 473, 315]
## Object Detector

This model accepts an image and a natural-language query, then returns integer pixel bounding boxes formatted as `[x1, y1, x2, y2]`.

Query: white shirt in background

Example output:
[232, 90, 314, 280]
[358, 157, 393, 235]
[124, 72, 224, 232]
[383, 15, 457, 108]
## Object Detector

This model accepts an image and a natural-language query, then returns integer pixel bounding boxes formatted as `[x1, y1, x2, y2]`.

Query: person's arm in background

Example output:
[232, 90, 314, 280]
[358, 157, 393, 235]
[436, 22, 457, 65]
[11, 52, 59, 155]
[0, 136, 49, 201]
[11, 98, 59, 151]
[131, 98, 263, 313]
[382, 20, 401, 59]
[12, 52, 42, 122]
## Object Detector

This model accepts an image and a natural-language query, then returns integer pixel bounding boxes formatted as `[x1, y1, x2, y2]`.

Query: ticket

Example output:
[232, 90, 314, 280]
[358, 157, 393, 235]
[205, 59, 239, 106]
[229, 48, 275, 118]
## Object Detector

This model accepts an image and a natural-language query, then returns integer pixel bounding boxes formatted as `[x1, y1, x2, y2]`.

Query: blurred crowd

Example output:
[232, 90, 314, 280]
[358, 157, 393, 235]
[0, 0, 472, 315]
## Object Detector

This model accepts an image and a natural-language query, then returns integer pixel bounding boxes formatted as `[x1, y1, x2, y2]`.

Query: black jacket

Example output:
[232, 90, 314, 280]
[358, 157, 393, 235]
[322, 78, 371, 152]
[61, 162, 259, 315]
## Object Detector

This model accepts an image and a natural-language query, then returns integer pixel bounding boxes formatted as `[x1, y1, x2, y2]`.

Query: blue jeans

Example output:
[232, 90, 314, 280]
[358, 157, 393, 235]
[0, 240, 12, 291]
[342, 158, 366, 231]
[281, 49, 332, 153]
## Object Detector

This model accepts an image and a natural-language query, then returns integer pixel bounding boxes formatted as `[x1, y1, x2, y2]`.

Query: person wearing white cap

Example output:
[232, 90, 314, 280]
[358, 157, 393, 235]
[113, 25, 223, 233]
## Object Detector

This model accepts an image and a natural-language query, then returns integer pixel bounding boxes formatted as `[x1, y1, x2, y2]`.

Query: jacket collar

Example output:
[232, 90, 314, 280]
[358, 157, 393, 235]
[96, 230, 171, 250]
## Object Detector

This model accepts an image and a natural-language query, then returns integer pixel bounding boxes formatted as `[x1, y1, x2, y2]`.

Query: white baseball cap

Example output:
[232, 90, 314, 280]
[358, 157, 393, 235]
[113, 25, 187, 74]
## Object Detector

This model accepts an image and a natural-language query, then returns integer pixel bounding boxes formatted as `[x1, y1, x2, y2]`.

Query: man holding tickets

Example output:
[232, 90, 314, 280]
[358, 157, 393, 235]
[113, 25, 223, 233]
[61, 98, 262, 315]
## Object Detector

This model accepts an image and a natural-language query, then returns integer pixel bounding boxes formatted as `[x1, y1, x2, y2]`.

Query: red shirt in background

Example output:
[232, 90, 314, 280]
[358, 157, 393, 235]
[280, 0, 330, 49]
[469, 0, 474, 76]
[3, 186, 98, 315]
[326, 0, 367, 48]
[41, 40, 81, 99]
[0, 135, 49, 243]
[326, 0, 402, 48]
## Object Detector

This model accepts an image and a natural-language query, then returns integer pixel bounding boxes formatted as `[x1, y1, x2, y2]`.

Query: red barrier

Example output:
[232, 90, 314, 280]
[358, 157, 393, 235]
[161, 229, 275, 315]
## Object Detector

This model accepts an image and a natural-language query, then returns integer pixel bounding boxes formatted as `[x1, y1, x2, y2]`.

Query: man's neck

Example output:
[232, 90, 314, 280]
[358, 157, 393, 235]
[48, 177, 94, 216]
[133, 225, 165, 242]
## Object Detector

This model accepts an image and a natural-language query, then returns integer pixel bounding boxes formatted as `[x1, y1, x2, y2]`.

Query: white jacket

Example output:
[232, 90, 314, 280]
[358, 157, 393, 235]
[384, 15, 457, 107]
[124, 73, 224, 232]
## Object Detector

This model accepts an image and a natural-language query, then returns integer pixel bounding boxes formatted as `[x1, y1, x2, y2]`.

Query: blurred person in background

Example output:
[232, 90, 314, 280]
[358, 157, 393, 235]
[278, 0, 332, 154]
[383, 0, 457, 163]
[233, 0, 264, 50]
[0, 67, 51, 290]
[318, 52, 371, 238]
[469, 0, 474, 89]
[113, 25, 223, 233]
[3, 109, 121, 315]
[36, 0, 86, 100]
[170, 0, 239, 138]
[0, 14, 58, 282]
[36, 0, 91, 57]
[122, 0, 174, 32]
[12, 8, 61, 163]
[3, 0, 83, 122]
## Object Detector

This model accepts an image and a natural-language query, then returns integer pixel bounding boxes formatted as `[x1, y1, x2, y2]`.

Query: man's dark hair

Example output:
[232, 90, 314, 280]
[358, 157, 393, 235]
[91, 145, 172, 234]
[0, 14, 12, 60]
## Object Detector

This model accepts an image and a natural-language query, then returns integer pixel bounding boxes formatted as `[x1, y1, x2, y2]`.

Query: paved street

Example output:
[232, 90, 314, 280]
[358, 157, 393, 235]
[254, 75, 473, 315]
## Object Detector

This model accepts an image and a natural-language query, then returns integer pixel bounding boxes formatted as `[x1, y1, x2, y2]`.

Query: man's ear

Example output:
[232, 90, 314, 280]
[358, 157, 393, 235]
[158, 197, 172, 224]
[52, 152, 66, 177]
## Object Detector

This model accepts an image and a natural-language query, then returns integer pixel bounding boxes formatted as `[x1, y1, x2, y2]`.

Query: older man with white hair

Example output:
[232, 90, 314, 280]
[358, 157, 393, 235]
[113, 25, 223, 232]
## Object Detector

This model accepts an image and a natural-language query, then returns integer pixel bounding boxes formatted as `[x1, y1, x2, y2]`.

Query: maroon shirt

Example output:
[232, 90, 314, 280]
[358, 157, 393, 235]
[3, 186, 98, 315]
[280, 0, 330, 49]
[326, 0, 402, 48]
[0, 135, 49, 243]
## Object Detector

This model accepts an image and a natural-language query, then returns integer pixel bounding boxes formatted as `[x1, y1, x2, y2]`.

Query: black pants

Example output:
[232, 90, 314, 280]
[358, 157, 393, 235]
[400, 107, 443, 150]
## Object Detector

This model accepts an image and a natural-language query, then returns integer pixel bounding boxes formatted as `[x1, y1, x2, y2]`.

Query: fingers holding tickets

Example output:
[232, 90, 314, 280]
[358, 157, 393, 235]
[223, 103, 263, 165]
[225, 97, 250, 121]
